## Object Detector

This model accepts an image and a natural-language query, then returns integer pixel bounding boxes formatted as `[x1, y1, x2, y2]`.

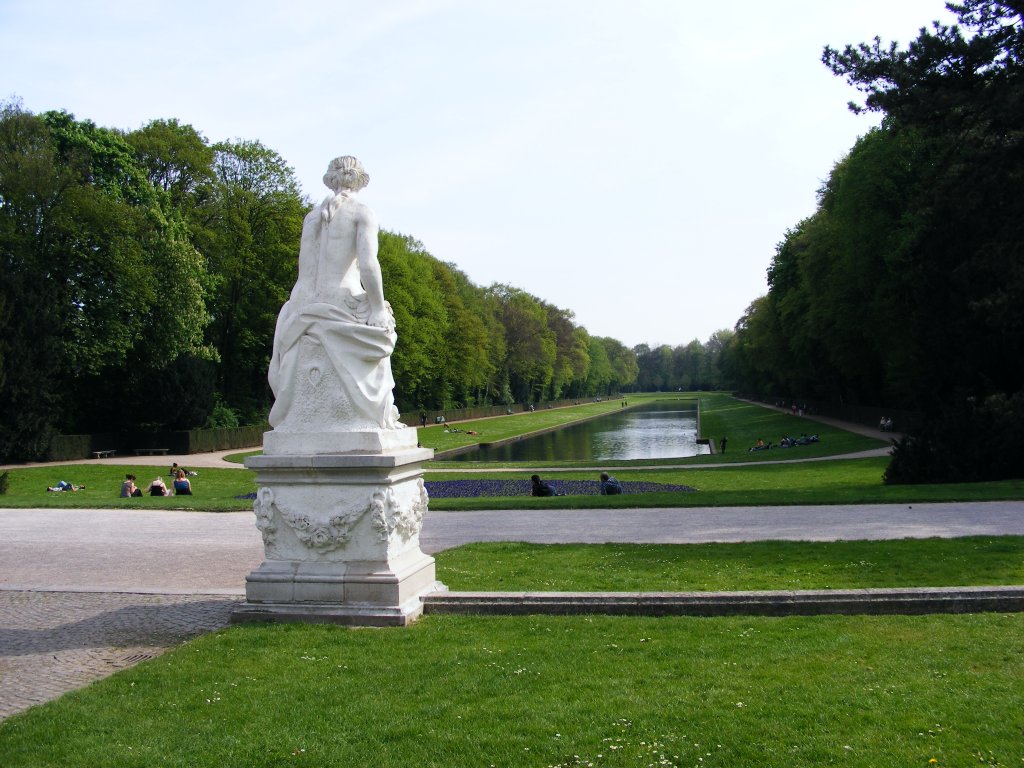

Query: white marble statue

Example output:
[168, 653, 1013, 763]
[267, 156, 403, 433]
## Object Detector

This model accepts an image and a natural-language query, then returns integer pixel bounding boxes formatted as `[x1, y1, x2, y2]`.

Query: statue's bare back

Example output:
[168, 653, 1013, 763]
[266, 156, 403, 433]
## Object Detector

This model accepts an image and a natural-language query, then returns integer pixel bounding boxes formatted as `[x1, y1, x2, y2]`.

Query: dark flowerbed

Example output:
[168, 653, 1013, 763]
[423, 479, 696, 498]
[236, 479, 695, 500]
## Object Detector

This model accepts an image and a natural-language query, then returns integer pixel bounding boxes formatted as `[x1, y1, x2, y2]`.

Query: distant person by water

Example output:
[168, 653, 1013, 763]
[599, 472, 623, 495]
[530, 474, 559, 497]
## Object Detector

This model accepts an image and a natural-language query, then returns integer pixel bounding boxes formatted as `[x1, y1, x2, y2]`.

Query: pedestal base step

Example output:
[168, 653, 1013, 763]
[422, 586, 1024, 617]
[231, 598, 425, 627]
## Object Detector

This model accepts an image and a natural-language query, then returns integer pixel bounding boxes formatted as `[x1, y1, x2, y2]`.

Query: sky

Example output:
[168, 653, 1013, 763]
[0, 0, 959, 349]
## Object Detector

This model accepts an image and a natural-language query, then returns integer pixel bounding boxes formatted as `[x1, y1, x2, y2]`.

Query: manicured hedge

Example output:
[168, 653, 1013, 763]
[46, 426, 265, 460]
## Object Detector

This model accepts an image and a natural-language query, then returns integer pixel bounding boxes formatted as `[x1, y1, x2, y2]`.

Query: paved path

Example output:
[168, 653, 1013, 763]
[6, 502, 1024, 595]
[0, 591, 236, 720]
[3, 500, 1024, 720]
[0, 448, 253, 472]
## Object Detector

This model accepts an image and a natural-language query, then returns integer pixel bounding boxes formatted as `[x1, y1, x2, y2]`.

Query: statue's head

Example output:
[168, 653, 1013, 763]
[323, 156, 369, 192]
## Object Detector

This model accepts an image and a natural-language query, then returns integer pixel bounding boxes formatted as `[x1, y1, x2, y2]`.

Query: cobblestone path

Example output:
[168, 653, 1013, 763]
[0, 591, 238, 720]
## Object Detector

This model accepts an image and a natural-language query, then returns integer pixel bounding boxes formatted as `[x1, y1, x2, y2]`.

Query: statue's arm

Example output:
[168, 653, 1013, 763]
[355, 206, 391, 329]
[290, 206, 322, 304]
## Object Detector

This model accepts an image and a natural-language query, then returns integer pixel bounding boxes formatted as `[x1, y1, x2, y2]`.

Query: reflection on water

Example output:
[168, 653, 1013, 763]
[450, 401, 709, 462]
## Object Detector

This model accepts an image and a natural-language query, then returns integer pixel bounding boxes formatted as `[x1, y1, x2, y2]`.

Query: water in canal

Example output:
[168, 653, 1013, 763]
[449, 400, 709, 462]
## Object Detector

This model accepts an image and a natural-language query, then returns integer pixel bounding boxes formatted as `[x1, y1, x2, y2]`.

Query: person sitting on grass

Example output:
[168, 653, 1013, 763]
[599, 472, 623, 495]
[148, 477, 169, 496]
[173, 470, 192, 496]
[530, 474, 559, 497]
[120, 474, 142, 498]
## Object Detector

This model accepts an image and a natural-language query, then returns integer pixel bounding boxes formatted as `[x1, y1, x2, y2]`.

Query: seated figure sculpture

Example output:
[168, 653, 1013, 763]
[268, 156, 403, 436]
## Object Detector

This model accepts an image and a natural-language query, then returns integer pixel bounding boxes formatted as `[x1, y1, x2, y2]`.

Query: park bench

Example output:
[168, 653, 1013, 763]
[91, 449, 117, 459]
[133, 447, 170, 456]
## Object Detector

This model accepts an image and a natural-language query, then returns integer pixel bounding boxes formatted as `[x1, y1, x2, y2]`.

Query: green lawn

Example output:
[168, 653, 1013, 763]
[434, 537, 1024, 591]
[1, 614, 1021, 767]
[697, 392, 887, 461]
[426, 457, 1024, 509]
[0, 465, 255, 511]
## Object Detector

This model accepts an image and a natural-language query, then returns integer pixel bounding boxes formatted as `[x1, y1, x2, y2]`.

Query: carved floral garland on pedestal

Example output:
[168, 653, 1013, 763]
[370, 479, 430, 542]
[253, 479, 430, 553]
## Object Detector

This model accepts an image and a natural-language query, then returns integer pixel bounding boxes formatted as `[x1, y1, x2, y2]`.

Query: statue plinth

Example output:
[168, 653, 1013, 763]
[233, 155, 442, 626]
[231, 439, 446, 627]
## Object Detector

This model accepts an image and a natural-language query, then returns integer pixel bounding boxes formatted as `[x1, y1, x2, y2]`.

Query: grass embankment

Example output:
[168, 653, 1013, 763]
[419, 397, 634, 455]
[696, 392, 883, 461]
[1, 614, 1022, 767]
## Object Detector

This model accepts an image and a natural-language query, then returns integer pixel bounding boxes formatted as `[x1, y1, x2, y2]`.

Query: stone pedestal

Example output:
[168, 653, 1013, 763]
[231, 440, 445, 627]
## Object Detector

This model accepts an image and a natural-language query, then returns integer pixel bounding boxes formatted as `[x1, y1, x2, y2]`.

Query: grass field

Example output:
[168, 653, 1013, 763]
[1, 614, 1021, 767]
[434, 537, 1024, 591]
[6, 455, 1023, 511]
[0, 464, 255, 511]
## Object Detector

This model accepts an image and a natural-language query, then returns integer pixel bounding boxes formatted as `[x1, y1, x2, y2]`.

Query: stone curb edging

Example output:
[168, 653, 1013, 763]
[422, 585, 1024, 617]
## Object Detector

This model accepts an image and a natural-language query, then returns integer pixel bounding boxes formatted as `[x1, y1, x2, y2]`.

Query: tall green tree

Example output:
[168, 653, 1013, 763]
[431, 260, 496, 408]
[200, 140, 305, 421]
[489, 284, 557, 403]
[377, 232, 449, 413]
[126, 118, 215, 211]
[823, 1, 1024, 405]
[583, 335, 613, 395]
[603, 337, 639, 394]
[0, 104, 216, 457]
[732, 2, 1024, 420]
[543, 304, 591, 400]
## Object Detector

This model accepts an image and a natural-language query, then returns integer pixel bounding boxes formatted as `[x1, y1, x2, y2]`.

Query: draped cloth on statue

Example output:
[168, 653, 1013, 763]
[267, 293, 401, 432]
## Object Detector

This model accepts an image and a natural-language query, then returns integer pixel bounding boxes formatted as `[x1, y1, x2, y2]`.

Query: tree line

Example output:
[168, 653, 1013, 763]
[0, 102, 664, 461]
[10, 4, 1014, 481]
[721, 1, 1024, 482]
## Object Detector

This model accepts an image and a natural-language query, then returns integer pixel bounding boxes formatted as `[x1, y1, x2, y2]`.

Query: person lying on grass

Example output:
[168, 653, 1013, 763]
[47, 480, 84, 492]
